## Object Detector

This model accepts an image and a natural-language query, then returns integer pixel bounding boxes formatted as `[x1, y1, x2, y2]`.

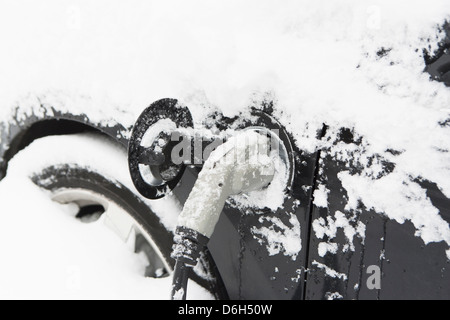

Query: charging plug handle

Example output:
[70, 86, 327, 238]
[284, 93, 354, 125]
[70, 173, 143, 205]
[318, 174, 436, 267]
[170, 131, 275, 300]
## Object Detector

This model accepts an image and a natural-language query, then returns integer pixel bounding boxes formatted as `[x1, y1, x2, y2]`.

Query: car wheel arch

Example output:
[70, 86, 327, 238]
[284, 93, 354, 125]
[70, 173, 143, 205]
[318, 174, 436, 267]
[0, 111, 130, 180]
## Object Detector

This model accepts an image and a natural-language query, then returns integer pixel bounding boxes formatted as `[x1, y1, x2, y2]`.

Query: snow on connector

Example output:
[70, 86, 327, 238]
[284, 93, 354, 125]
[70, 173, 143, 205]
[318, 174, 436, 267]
[171, 129, 285, 300]
[176, 130, 275, 238]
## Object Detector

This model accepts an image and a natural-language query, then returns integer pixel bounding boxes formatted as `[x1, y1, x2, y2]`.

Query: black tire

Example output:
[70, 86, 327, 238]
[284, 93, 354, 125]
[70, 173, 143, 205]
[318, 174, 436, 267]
[23, 133, 227, 299]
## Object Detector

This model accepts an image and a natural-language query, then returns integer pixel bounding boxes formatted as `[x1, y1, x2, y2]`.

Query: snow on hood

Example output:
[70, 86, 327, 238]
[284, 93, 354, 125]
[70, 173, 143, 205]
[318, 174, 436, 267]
[0, 0, 449, 258]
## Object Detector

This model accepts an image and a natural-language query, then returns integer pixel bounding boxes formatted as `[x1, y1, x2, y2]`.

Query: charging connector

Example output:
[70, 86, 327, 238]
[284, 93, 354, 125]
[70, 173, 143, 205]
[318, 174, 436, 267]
[170, 130, 276, 300]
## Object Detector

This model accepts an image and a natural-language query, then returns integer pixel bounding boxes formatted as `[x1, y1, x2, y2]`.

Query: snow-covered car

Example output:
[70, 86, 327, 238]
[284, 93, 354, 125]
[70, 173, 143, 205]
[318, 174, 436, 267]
[0, 2, 449, 300]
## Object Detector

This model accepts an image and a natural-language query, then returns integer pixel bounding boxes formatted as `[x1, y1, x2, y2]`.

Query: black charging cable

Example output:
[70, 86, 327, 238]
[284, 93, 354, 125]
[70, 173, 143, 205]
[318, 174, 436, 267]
[170, 227, 209, 300]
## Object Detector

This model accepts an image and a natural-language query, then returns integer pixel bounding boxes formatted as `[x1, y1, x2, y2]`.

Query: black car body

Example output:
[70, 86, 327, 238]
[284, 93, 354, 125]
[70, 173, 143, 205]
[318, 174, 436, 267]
[0, 14, 449, 301]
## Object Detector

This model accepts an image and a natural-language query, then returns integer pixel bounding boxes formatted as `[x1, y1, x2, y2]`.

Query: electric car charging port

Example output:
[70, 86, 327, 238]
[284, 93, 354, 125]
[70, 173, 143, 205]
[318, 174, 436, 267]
[128, 99, 297, 300]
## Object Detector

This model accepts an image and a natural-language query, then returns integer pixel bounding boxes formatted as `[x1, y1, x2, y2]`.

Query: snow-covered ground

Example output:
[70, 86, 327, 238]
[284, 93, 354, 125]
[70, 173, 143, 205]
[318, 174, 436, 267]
[0, 172, 169, 300]
[1, 0, 450, 298]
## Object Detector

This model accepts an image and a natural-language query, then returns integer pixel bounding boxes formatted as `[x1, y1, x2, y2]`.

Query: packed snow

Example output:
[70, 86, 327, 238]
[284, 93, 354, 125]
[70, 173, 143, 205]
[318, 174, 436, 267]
[0, 0, 450, 297]
[313, 184, 330, 209]
[312, 211, 366, 255]
[251, 213, 302, 260]
[312, 261, 348, 281]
